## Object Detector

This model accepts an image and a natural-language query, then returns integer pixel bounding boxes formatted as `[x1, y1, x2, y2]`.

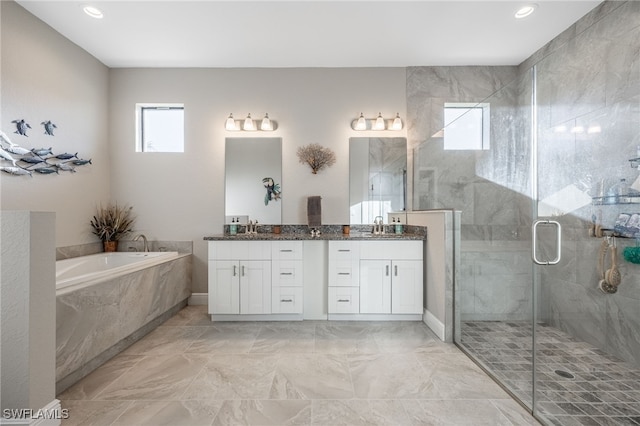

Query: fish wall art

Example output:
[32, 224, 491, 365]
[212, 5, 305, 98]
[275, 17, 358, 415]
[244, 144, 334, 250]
[0, 124, 92, 178]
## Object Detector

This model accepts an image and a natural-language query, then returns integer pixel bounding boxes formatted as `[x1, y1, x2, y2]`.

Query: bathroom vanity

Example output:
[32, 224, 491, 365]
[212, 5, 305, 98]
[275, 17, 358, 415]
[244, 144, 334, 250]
[204, 230, 425, 321]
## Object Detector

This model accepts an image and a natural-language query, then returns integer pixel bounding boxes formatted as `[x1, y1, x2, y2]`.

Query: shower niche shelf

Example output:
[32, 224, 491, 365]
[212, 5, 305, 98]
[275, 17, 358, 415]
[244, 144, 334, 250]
[592, 196, 640, 205]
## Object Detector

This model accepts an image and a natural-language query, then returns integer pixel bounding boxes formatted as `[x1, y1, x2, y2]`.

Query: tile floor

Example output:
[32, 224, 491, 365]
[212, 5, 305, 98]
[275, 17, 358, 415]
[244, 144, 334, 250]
[58, 306, 540, 425]
[460, 321, 640, 426]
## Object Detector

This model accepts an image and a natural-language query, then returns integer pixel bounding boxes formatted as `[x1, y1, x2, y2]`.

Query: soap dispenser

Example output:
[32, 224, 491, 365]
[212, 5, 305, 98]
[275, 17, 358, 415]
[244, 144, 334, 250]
[230, 218, 237, 235]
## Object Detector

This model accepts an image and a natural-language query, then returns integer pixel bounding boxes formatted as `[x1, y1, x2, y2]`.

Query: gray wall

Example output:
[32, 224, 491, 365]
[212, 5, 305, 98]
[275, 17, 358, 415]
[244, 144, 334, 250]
[0, 1, 111, 247]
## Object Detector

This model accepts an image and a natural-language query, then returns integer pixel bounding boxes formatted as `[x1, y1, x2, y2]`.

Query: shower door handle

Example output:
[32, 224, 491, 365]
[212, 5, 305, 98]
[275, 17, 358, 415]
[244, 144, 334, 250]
[532, 219, 562, 265]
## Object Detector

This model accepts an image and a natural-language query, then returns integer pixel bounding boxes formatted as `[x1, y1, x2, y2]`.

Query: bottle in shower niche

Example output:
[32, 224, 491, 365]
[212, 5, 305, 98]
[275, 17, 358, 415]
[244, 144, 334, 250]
[606, 178, 629, 204]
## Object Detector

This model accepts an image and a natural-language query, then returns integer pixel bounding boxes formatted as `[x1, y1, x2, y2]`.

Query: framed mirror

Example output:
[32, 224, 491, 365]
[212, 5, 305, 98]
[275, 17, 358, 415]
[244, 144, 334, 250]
[349, 137, 407, 224]
[225, 137, 282, 224]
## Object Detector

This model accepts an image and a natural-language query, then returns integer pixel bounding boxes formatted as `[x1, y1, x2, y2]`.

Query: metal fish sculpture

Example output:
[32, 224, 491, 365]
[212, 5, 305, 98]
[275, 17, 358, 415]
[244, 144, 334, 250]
[0, 148, 17, 166]
[31, 147, 53, 156]
[55, 152, 78, 160]
[41, 120, 57, 136]
[33, 167, 58, 175]
[55, 162, 76, 173]
[12, 119, 31, 136]
[3, 144, 31, 155]
[1, 166, 32, 177]
[0, 130, 14, 146]
[19, 155, 46, 165]
[71, 158, 92, 166]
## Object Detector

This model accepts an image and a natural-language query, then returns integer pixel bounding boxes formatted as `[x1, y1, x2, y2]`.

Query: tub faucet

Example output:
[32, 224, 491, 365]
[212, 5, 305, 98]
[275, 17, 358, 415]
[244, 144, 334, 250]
[134, 234, 149, 252]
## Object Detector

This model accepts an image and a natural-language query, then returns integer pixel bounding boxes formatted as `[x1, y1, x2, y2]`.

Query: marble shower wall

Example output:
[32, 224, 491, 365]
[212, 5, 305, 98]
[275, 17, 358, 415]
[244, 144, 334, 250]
[407, 66, 533, 321]
[534, 0, 640, 367]
[56, 254, 192, 392]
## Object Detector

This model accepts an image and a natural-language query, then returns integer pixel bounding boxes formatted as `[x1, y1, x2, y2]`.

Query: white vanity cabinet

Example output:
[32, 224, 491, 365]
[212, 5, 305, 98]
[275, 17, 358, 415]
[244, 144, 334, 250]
[208, 241, 272, 315]
[271, 241, 304, 314]
[359, 241, 423, 315]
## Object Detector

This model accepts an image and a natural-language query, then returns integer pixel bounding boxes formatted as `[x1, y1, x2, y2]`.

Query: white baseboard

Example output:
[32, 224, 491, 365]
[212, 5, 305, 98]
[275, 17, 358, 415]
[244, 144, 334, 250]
[188, 293, 207, 305]
[423, 309, 445, 341]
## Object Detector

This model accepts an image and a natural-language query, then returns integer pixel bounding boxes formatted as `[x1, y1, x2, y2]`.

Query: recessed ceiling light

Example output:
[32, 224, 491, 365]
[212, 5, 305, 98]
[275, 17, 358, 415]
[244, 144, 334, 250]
[83, 5, 104, 19]
[515, 4, 537, 19]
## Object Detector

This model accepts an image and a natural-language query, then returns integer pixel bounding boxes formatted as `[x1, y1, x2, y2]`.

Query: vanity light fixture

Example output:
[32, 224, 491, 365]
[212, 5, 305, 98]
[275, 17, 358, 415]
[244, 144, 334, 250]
[351, 113, 404, 131]
[355, 113, 367, 131]
[225, 113, 237, 131]
[83, 5, 104, 19]
[243, 113, 255, 131]
[515, 4, 537, 19]
[374, 113, 385, 130]
[391, 113, 403, 130]
[224, 113, 277, 132]
[260, 113, 272, 131]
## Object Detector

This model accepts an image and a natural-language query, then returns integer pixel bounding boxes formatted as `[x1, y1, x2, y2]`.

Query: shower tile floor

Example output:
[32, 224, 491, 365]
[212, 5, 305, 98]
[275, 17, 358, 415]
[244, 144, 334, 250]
[461, 321, 640, 426]
[57, 306, 541, 426]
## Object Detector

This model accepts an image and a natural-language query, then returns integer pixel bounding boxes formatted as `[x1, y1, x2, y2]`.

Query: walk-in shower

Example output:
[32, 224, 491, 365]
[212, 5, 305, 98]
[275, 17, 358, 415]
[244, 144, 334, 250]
[413, 3, 640, 424]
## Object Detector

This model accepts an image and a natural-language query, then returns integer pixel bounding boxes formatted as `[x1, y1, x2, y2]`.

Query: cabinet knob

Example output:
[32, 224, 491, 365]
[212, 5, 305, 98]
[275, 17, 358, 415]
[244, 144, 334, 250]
[281, 299, 293, 303]
[337, 299, 350, 303]
[338, 272, 350, 276]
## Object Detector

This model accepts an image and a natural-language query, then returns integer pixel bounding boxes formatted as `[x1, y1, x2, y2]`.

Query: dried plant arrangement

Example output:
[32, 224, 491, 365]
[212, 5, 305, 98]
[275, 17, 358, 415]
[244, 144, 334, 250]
[90, 203, 136, 242]
[297, 143, 336, 174]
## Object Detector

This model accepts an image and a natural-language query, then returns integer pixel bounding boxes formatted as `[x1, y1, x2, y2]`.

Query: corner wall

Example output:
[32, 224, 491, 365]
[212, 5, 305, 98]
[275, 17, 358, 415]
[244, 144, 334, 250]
[0, 1, 110, 247]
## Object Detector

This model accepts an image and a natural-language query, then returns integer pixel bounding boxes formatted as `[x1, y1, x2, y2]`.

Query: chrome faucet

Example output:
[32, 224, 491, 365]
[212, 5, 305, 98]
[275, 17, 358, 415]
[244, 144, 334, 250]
[374, 216, 384, 235]
[133, 234, 149, 252]
[245, 220, 259, 234]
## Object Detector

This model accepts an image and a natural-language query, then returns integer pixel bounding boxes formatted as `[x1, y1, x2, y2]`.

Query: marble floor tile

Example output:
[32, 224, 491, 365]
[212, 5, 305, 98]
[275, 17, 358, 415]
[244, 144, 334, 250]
[95, 353, 209, 400]
[349, 353, 433, 399]
[185, 325, 260, 354]
[213, 400, 311, 426]
[182, 354, 279, 400]
[57, 306, 543, 426]
[416, 352, 510, 399]
[270, 354, 354, 399]
[58, 354, 144, 401]
[249, 323, 316, 354]
[122, 326, 207, 355]
[311, 399, 411, 426]
[61, 400, 132, 426]
[110, 400, 223, 426]
[314, 323, 379, 354]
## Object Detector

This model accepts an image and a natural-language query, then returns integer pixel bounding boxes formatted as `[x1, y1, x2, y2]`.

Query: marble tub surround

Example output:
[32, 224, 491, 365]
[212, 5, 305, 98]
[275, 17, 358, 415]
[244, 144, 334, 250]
[213, 224, 427, 240]
[56, 240, 193, 260]
[56, 253, 191, 393]
[57, 305, 540, 426]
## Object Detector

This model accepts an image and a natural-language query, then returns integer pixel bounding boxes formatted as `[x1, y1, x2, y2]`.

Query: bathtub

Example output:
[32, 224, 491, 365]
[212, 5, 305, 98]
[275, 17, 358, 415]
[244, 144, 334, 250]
[56, 250, 191, 392]
[56, 251, 179, 294]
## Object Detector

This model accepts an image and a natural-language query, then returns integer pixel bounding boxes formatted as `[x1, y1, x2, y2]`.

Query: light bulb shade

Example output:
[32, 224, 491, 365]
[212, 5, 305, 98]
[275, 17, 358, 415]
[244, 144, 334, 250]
[374, 113, 385, 130]
[260, 113, 272, 131]
[243, 113, 255, 131]
[355, 113, 367, 131]
[391, 113, 403, 130]
[225, 113, 236, 130]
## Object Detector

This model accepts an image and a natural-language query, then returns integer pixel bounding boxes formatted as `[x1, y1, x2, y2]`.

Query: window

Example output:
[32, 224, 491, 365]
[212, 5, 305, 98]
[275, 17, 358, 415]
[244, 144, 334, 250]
[136, 104, 184, 152]
[443, 102, 490, 150]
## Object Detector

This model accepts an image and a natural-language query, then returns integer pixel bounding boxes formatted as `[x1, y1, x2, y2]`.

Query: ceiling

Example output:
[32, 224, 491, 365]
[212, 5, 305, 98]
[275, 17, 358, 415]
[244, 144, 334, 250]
[16, 1, 602, 68]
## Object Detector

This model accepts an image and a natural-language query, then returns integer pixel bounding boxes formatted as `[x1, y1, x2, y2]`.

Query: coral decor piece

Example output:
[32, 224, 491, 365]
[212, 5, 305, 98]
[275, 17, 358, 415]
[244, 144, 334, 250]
[297, 143, 336, 174]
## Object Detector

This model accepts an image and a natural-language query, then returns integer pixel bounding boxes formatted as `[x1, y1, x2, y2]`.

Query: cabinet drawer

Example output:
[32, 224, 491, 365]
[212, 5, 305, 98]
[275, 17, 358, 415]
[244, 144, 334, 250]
[328, 241, 360, 260]
[208, 241, 271, 260]
[272, 260, 303, 286]
[359, 241, 422, 260]
[272, 287, 303, 314]
[328, 287, 360, 314]
[328, 260, 358, 287]
[272, 241, 303, 260]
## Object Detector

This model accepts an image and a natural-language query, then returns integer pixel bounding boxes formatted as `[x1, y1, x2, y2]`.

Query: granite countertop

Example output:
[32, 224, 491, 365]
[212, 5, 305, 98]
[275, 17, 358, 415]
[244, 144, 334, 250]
[203, 232, 425, 241]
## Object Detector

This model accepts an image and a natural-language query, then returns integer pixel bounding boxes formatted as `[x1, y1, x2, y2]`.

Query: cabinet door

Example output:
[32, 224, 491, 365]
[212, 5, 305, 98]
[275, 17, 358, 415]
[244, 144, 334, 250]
[240, 260, 272, 314]
[208, 260, 240, 314]
[360, 260, 392, 314]
[328, 286, 360, 314]
[391, 260, 423, 314]
[272, 287, 304, 314]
